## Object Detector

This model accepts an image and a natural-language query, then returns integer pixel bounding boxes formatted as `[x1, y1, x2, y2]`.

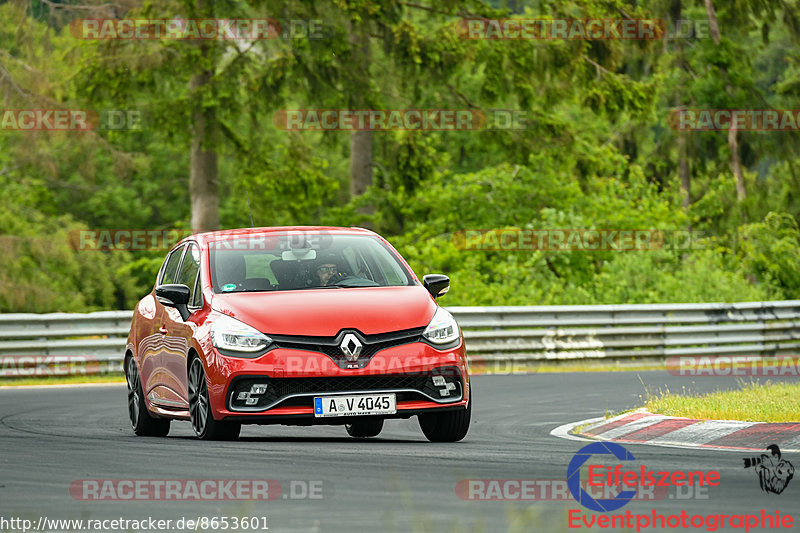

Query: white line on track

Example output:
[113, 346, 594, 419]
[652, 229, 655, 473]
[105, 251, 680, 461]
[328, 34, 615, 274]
[549, 416, 604, 443]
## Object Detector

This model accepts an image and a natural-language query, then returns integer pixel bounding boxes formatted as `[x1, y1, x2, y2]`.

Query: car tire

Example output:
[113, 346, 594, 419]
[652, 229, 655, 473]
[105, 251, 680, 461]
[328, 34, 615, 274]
[345, 418, 384, 438]
[188, 357, 241, 441]
[418, 394, 471, 443]
[126, 356, 170, 437]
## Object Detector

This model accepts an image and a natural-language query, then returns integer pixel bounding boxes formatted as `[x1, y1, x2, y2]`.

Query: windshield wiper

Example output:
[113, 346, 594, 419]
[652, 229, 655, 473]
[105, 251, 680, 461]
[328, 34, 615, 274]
[237, 288, 273, 292]
[332, 279, 380, 288]
[221, 288, 273, 293]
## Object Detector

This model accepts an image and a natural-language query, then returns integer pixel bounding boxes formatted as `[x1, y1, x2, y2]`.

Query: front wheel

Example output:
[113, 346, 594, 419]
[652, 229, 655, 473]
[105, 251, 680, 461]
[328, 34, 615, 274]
[418, 400, 471, 442]
[126, 356, 170, 437]
[345, 418, 384, 438]
[188, 357, 241, 441]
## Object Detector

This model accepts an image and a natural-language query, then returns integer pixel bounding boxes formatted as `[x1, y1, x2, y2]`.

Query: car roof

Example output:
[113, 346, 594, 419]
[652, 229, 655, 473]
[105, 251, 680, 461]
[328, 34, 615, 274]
[183, 226, 379, 247]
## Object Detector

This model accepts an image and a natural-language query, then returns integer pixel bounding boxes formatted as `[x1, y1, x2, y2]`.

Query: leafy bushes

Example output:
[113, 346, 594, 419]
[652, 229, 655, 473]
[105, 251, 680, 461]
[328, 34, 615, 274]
[386, 159, 793, 306]
[0, 173, 141, 313]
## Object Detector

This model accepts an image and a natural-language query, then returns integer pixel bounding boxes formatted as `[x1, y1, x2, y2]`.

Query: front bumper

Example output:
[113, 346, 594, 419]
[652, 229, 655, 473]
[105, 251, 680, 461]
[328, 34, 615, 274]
[228, 367, 464, 411]
[204, 338, 470, 423]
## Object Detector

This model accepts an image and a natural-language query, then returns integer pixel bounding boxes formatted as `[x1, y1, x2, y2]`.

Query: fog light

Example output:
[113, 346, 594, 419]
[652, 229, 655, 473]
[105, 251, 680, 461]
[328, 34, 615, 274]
[431, 376, 457, 397]
[439, 382, 456, 397]
[236, 383, 269, 406]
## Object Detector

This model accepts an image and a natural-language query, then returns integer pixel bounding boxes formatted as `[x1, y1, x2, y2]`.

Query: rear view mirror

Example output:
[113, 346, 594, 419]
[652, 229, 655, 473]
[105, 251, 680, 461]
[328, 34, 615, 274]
[281, 249, 317, 261]
[156, 284, 191, 321]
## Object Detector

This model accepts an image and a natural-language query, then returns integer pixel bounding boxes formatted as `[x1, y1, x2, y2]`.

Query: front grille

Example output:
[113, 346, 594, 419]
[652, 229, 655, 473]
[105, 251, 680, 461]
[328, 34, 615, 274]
[271, 327, 426, 369]
[228, 367, 463, 412]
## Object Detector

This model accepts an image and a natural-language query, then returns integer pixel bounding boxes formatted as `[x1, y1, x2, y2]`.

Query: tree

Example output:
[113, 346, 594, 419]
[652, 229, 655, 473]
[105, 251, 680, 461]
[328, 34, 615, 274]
[189, 0, 220, 233]
[703, 0, 746, 201]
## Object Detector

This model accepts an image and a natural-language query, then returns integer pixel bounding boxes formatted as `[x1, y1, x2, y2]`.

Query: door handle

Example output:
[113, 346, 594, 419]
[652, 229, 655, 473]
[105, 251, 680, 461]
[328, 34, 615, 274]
[158, 326, 168, 335]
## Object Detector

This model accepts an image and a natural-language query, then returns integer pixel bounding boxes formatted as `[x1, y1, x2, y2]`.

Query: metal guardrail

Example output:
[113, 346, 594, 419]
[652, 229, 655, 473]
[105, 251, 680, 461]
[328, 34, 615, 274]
[1, 300, 799, 376]
[457, 301, 800, 365]
[0, 311, 132, 376]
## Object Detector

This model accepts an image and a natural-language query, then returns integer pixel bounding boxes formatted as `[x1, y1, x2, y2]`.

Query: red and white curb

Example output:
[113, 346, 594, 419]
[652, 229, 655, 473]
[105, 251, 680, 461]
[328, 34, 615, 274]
[551, 409, 800, 453]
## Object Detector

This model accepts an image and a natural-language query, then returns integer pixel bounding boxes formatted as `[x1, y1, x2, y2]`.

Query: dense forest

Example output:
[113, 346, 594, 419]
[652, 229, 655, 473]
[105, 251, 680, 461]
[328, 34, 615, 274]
[1, 0, 799, 312]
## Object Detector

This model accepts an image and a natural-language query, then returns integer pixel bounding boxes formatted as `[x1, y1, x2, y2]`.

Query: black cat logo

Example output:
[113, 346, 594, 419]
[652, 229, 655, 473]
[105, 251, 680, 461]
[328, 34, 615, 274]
[743, 445, 795, 494]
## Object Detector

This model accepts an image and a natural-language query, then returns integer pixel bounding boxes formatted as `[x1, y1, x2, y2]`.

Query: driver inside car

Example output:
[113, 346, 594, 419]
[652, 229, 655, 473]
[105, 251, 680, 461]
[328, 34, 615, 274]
[315, 254, 345, 286]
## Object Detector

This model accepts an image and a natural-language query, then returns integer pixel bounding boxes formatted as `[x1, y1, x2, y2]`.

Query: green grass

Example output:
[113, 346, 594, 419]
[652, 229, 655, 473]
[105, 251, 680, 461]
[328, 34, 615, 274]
[643, 380, 800, 423]
[0, 373, 125, 387]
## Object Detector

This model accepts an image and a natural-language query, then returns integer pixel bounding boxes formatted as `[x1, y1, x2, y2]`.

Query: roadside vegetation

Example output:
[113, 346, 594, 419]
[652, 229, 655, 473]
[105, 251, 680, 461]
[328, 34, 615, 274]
[2, 1, 800, 312]
[643, 381, 800, 423]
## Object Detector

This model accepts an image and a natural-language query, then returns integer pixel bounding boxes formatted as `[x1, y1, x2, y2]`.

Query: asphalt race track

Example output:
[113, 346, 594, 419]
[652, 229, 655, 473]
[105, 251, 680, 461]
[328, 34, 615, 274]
[1, 372, 799, 532]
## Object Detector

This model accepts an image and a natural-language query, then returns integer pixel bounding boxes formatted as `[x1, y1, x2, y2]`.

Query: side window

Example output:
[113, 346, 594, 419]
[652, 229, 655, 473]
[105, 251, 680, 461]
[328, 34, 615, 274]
[177, 244, 201, 306]
[192, 271, 202, 308]
[160, 245, 185, 285]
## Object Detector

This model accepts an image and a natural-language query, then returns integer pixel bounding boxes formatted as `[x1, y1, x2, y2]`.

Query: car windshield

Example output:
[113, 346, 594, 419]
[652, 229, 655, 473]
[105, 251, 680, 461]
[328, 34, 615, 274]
[209, 232, 414, 293]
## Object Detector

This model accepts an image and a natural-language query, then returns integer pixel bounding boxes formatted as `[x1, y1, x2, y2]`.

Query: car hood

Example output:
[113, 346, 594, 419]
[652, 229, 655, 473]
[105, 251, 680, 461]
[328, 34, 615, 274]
[210, 285, 437, 336]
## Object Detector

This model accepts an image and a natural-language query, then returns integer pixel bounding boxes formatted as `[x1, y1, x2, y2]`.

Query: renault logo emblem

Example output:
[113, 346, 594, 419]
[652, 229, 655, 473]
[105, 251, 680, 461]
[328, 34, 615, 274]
[340, 333, 363, 361]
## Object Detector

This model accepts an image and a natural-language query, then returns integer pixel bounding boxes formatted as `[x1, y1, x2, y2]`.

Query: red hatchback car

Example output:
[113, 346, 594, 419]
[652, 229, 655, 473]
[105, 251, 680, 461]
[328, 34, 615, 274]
[125, 227, 471, 441]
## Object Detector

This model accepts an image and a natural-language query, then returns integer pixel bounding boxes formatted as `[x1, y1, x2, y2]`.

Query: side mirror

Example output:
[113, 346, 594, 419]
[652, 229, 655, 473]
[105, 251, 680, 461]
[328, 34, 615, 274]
[155, 284, 191, 321]
[422, 274, 450, 299]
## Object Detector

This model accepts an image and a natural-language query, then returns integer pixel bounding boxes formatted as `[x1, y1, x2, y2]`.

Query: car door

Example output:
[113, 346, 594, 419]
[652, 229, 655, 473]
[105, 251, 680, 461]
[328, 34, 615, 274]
[144, 244, 185, 405]
[159, 242, 202, 408]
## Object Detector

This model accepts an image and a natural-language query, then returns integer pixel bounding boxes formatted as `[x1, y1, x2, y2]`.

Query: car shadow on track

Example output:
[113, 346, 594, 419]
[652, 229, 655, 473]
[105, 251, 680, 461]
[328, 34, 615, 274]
[160, 434, 425, 444]
[240, 436, 424, 444]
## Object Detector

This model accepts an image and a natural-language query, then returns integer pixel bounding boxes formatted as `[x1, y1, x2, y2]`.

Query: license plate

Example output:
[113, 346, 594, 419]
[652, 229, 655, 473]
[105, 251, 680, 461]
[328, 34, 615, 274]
[313, 393, 396, 418]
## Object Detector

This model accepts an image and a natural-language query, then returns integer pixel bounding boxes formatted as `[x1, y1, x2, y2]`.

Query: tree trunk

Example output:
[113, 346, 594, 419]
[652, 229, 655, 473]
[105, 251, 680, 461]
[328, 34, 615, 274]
[188, 0, 219, 234]
[704, 0, 746, 201]
[349, 130, 373, 197]
[190, 68, 219, 233]
[729, 126, 746, 200]
[678, 132, 690, 207]
[703, 0, 721, 43]
[348, 24, 373, 203]
[672, 0, 691, 207]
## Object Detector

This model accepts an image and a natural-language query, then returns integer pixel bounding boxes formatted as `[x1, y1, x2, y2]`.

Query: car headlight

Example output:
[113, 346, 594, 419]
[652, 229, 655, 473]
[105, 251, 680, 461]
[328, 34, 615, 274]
[423, 307, 460, 345]
[210, 314, 272, 353]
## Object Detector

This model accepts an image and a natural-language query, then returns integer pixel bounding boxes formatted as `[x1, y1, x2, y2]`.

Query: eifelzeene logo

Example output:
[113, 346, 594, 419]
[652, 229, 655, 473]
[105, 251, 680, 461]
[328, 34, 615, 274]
[567, 442, 721, 512]
[743, 445, 795, 494]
